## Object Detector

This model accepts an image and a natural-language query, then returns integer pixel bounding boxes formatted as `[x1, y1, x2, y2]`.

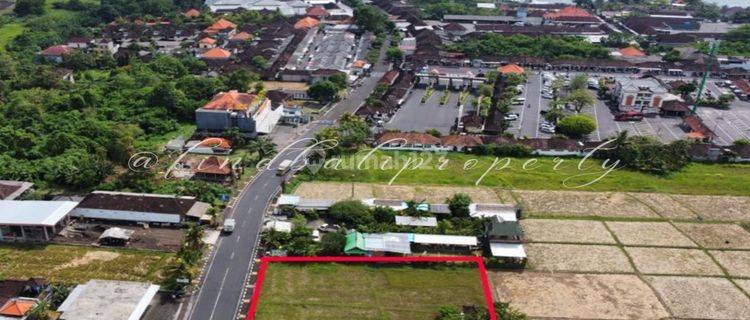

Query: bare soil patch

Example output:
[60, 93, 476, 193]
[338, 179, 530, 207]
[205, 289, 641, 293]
[625, 247, 722, 275]
[736, 279, 750, 295]
[627, 192, 697, 220]
[606, 222, 697, 247]
[56, 251, 120, 270]
[491, 271, 668, 319]
[515, 190, 658, 218]
[521, 219, 615, 244]
[671, 194, 750, 222]
[526, 243, 633, 273]
[54, 222, 184, 252]
[646, 276, 750, 319]
[674, 223, 750, 249]
[710, 250, 750, 277]
[294, 182, 501, 203]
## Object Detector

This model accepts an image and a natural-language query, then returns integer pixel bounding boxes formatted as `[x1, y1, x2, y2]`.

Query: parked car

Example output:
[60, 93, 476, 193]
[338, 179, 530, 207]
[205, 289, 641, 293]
[614, 112, 644, 121]
[504, 113, 520, 121]
[539, 125, 556, 134]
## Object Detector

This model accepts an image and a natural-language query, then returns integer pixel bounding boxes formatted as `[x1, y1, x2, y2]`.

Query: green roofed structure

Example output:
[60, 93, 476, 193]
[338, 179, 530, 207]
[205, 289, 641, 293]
[344, 231, 367, 255]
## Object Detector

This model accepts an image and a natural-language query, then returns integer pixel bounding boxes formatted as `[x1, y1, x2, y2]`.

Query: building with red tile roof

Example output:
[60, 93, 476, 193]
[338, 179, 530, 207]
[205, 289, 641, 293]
[184, 8, 200, 18]
[204, 18, 237, 35]
[39, 45, 73, 61]
[194, 156, 234, 183]
[201, 47, 232, 60]
[498, 64, 525, 75]
[202, 91, 257, 111]
[543, 6, 599, 24]
[230, 31, 252, 42]
[618, 46, 646, 57]
[294, 17, 320, 30]
[0, 298, 37, 317]
[196, 91, 282, 137]
[306, 5, 329, 18]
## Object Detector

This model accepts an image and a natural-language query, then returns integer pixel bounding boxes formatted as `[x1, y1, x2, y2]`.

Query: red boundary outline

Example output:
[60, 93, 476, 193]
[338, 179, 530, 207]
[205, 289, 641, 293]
[247, 256, 497, 320]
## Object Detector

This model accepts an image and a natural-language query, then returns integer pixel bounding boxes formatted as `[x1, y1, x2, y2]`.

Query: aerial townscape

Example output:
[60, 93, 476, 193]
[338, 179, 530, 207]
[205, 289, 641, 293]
[1, 0, 750, 319]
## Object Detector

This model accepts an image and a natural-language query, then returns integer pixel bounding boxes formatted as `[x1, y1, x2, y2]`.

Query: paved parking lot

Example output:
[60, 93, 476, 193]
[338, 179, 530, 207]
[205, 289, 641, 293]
[508, 73, 750, 145]
[384, 88, 469, 135]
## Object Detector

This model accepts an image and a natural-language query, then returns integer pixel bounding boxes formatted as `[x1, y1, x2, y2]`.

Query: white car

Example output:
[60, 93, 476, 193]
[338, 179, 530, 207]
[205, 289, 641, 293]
[504, 113, 520, 121]
[540, 126, 556, 134]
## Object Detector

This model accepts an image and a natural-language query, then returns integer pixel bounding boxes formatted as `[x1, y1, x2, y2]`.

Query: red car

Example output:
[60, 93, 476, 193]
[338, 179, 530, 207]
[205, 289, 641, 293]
[615, 112, 644, 121]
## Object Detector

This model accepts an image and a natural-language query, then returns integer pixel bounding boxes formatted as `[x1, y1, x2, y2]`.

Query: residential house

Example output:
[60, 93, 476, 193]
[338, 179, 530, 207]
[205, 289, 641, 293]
[185, 137, 233, 155]
[440, 135, 483, 152]
[204, 18, 237, 37]
[0, 181, 33, 200]
[543, 6, 601, 27]
[374, 132, 449, 151]
[306, 5, 329, 19]
[195, 90, 282, 137]
[200, 47, 232, 61]
[198, 37, 217, 49]
[486, 216, 526, 261]
[71, 191, 211, 226]
[498, 63, 525, 75]
[193, 156, 236, 183]
[0, 201, 77, 242]
[263, 81, 310, 100]
[58, 280, 159, 320]
[0, 278, 46, 311]
[39, 45, 73, 63]
[294, 17, 320, 30]
[66, 37, 91, 49]
[612, 77, 669, 114]
[184, 8, 201, 18]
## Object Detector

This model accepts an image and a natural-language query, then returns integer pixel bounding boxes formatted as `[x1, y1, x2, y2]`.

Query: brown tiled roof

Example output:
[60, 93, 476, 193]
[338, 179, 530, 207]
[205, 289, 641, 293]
[619, 46, 646, 57]
[201, 47, 231, 59]
[76, 191, 197, 216]
[376, 132, 442, 145]
[306, 5, 329, 17]
[440, 135, 483, 147]
[443, 22, 466, 31]
[661, 100, 690, 112]
[205, 18, 237, 33]
[379, 70, 400, 85]
[682, 115, 717, 138]
[40, 45, 72, 56]
[294, 17, 320, 30]
[230, 32, 252, 41]
[184, 8, 200, 18]
[517, 138, 583, 151]
[195, 156, 232, 175]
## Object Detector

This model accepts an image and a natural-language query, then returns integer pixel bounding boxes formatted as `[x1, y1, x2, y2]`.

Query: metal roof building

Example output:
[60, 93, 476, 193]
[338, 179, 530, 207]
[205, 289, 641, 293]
[0, 201, 78, 242]
[58, 280, 159, 320]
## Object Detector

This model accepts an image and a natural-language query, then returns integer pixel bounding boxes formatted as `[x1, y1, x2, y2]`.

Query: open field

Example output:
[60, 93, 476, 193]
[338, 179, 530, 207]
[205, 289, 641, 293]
[0, 244, 172, 283]
[646, 276, 750, 319]
[0, 22, 23, 51]
[520, 219, 615, 244]
[516, 190, 658, 218]
[293, 182, 503, 203]
[606, 222, 697, 247]
[626, 192, 697, 219]
[674, 223, 750, 249]
[710, 250, 750, 277]
[625, 247, 723, 276]
[671, 194, 750, 221]
[526, 243, 633, 273]
[491, 272, 668, 319]
[312, 152, 750, 196]
[254, 263, 486, 320]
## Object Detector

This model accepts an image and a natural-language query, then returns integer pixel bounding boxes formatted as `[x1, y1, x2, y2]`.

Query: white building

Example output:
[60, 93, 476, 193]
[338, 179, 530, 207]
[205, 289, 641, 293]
[206, 0, 309, 15]
[58, 280, 159, 320]
[613, 77, 669, 114]
[0, 201, 78, 242]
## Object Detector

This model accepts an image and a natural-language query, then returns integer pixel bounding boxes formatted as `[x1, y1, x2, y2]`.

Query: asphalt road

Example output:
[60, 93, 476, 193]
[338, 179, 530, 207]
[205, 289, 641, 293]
[183, 39, 390, 320]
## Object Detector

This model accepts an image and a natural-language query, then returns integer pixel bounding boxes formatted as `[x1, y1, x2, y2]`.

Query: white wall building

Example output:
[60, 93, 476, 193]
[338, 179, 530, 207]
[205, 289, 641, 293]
[613, 77, 669, 114]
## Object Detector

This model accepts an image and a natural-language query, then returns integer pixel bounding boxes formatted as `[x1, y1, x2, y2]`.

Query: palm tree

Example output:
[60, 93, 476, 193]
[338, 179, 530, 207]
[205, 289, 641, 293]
[248, 137, 277, 162]
[183, 223, 204, 252]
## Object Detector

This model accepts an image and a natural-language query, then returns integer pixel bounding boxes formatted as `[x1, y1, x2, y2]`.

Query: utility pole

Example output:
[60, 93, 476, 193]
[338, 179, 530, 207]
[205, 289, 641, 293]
[692, 40, 720, 114]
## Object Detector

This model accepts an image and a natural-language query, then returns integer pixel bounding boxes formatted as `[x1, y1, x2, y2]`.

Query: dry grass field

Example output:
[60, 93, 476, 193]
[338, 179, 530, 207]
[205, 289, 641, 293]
[671, 194, 750, 222]
[514, 190, 658, 218]
[520, 219, 615, 244]
[646, 276, 750, 319]
[293, 182, 502, 203]
[491, 272, 668, 319]
[710, 250, 750, 277]
[526, 243, 633, 273]
[625, 247, 723, 276]
[626, 193, 697, 220]
[674, 223, 750, 249]
[605, 222, 697, 247]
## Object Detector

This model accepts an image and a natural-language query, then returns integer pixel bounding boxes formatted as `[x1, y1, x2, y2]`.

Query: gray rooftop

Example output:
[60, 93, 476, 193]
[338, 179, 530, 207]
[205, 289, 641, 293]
[58, 280, 159, 320]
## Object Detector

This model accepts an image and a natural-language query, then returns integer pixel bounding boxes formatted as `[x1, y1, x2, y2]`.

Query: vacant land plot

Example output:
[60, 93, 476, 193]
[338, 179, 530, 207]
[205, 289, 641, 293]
[710, 250, 750, 277]
[627, 192, 697, 220]
[606, 222, 696, 247]
[671, 194, 750, 222]
[647, 276, 750, 319]
[491, 272, 668, 319]
[515, 190, 658, 218]
[674, 223, 750, 249]
[736, 279, 750, 295]
[313, 152, 750, 195]
[521, 219, 615, 244]
[254, 263, 486, 320]
[293, 182, 502, 203]
[625, 247, 723, 276]
[526, 243, 633, 273]
[0, 244, 171, 283]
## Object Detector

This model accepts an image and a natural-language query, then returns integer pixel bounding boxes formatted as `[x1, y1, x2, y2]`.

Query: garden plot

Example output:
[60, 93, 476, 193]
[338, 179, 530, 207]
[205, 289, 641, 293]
[710, 250, 750, 277]
[736, 279, 750, 295]
[671, 194, 750, 222]
[293, 182, 502, 203]
[515, 190, 658, 218]
[646, 276, 750, 319]
[605, 222, 697, 247]
[526, 243, 633, 273]
[625, 247, 723, 276]
[674, 223, 750, 249]
[491, 272, 668, 319]
[521, 219, 615, 244]
[626, 192, 697, 220]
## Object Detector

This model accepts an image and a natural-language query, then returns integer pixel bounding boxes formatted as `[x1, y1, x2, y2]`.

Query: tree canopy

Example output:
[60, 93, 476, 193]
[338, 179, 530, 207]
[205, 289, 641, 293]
[446, 34, 610, 60]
